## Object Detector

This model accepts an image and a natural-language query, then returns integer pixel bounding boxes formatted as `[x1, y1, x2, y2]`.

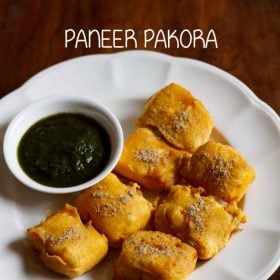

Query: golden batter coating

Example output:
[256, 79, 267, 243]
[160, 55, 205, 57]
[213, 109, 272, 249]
[186, 140, 256, 202]
[27, 204, 108, 278]
[114, 127, 190, 192]
[155, 185, 246, 260]
[115, 230, 197, 280]
[136, 83, 214, 152]
[76, 173, 153, 247]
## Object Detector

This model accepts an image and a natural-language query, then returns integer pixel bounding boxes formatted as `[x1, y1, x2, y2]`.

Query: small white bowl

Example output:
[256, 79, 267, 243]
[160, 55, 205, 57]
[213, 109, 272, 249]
[3, 95, 124, 194]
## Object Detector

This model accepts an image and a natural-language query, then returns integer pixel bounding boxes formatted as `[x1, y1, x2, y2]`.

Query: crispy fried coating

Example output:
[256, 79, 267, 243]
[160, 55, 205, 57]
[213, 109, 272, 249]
[155, 185, 246, 259]
[27, 204, 108, 278]
[186, 140, 256, 202]
[76, 173, 153, 247]
[115, 230, 197, 280]
[114, 127, 190, 192]
[136, 83, 214, 152]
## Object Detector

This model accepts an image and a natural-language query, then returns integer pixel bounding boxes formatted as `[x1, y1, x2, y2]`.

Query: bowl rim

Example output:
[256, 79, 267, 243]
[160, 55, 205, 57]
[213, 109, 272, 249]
[3, 95, 124, 194]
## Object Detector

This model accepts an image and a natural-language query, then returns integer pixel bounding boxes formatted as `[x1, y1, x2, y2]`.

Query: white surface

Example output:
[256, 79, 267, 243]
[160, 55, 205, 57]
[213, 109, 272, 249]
[0, 50, 279, 280]
[3, 95, 123, 194]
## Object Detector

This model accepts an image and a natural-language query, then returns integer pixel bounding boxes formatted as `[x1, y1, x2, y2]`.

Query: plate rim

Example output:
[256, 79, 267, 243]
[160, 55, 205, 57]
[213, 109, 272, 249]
[1, 50, 279, 131]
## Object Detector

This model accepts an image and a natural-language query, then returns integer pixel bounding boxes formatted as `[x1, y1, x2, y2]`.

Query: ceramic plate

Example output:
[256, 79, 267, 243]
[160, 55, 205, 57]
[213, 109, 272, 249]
[0, 51, 279, 280]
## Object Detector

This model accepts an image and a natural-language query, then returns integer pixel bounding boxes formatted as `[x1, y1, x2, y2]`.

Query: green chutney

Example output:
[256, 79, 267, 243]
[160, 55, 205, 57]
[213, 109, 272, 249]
[18, 113, 111, 187]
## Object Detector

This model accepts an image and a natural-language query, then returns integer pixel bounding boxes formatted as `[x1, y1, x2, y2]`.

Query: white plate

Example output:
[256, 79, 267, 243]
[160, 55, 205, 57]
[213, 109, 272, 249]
[0, 50, 279, 280]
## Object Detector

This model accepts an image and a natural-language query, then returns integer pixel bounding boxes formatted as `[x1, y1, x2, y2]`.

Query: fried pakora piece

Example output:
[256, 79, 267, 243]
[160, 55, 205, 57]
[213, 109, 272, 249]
[76, 173, 153, 247]
[27, 204, 108, 278]
[186, 140, 256, 202]
[136, 83, 214, 152]
[155, 185, 246, 259]
[115, 230, 197, 280]
[114, 127, 190, 192]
